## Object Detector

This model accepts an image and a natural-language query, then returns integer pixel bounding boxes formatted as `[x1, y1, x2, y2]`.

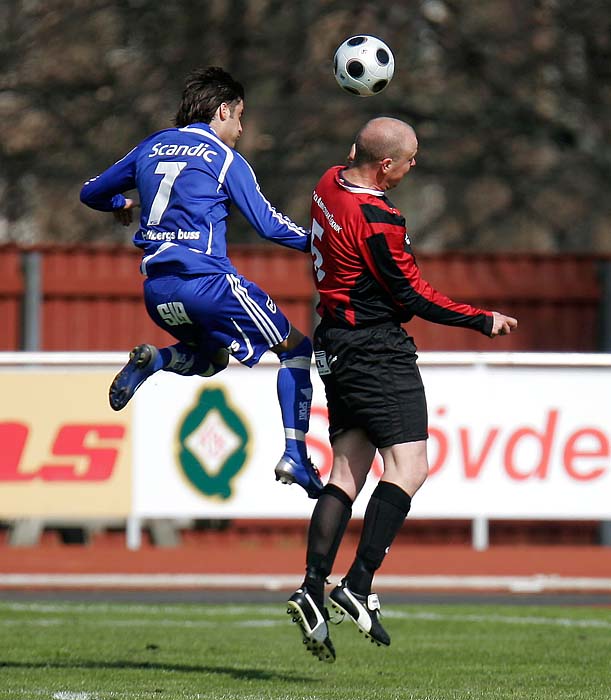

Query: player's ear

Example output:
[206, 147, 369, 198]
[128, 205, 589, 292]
[347, 143, 356, 162]
[213, 103, 227, 123]
[219, 102, 231, 121]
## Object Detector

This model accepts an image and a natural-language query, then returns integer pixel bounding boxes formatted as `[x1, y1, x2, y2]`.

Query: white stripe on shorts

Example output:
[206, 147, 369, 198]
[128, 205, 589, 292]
[230, 317, 254, 363]
[226, 274, 284, 347]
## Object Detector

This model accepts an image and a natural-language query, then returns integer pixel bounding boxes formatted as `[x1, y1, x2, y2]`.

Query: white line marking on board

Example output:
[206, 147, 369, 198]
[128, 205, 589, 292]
[1, 573, 611, 591]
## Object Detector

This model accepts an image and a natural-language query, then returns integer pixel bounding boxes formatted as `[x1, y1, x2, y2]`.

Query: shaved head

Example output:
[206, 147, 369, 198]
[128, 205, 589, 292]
[352, 117, 417, 165]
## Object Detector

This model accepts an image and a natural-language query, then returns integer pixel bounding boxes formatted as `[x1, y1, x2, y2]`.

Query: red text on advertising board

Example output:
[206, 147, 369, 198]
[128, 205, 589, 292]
[429, 408, 607, 481]
[0, 423, 125, 481]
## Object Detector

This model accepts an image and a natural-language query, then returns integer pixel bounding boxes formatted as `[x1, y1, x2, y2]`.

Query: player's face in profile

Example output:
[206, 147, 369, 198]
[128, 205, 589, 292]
[224, 100, 244, 148]
[384, 146, 417, 189]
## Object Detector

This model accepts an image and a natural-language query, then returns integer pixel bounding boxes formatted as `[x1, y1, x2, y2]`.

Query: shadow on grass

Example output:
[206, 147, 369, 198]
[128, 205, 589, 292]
[0, 658, 316, 683]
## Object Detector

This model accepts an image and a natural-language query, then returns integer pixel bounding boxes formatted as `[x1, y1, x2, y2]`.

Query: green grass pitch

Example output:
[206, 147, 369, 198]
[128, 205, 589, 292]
[0, 599, 609, 699]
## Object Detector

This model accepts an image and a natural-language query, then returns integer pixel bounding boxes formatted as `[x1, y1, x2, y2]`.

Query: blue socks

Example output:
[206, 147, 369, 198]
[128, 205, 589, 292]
[276, 336, 313, 463]
[159, 343, 218, 376]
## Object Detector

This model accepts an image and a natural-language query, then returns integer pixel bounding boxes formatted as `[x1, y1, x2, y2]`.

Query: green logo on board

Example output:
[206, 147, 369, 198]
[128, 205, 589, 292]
[177, 386, 249, 499]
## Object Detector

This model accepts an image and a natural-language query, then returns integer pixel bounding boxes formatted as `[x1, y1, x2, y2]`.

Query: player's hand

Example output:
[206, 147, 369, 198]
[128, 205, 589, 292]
[490, 311, 518, 337]
[113, 198, 139, 226]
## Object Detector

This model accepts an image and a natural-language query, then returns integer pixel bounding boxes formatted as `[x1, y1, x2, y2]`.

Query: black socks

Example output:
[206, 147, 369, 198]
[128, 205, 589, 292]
[304, 483, 353, 608]
[302, 480, 412, 605]
[346, 481, 411, 596]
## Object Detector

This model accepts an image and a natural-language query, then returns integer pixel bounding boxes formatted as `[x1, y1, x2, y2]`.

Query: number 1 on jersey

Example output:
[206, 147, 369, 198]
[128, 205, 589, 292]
[147, 161, 187, 226]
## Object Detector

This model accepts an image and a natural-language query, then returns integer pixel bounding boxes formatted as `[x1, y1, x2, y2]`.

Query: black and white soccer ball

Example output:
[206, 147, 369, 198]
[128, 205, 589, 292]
[333, 35, 395, 97]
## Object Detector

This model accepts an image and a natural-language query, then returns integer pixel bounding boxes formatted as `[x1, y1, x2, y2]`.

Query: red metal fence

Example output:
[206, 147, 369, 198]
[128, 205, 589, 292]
[407, 254, 605, 352]
[0, 245, 608, 352]
[0, 247, 22, 351]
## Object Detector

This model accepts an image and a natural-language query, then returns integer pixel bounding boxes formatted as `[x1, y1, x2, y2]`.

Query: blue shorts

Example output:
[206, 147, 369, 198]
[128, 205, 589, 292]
[143, 273, 291, 367]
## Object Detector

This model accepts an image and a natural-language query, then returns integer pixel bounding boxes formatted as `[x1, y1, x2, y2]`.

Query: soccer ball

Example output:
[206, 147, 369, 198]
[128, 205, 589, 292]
[333, 35, 395, 97]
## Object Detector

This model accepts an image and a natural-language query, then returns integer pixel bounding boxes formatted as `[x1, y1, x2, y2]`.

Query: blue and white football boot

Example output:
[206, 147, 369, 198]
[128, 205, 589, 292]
[274, 455, 323, 499]
[109, 344, 160, 411]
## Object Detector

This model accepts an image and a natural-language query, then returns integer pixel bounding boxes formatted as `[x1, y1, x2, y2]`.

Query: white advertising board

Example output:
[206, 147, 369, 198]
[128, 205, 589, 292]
[133, 363, 325, 519]
[418, 364, 611, 519]
[132, 357, 611, 520]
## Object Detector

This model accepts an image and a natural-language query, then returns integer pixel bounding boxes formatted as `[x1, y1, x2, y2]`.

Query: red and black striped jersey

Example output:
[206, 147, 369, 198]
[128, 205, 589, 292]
[310, 166, 493, 334]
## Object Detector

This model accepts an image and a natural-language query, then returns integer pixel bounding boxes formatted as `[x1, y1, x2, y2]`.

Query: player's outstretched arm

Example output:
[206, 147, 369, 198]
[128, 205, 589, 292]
[489, 311, 518, 337]
[224, 154, 310, 253]
[80, 147, 138, 212]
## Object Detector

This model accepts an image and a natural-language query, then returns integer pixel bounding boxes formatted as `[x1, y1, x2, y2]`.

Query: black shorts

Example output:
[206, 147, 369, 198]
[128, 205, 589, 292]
[314, 321, 428, 448]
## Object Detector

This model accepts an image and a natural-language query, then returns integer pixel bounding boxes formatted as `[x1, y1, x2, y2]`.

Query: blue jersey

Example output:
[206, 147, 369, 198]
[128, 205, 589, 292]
[80, 123, 310, 277]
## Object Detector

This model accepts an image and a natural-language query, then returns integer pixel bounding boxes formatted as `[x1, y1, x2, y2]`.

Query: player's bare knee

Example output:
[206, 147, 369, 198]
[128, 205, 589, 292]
[412, 460, 429, 492]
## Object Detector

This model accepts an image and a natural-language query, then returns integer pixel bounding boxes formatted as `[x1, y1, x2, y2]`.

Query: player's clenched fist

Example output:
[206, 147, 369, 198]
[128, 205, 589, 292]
[490, 311, 518, 337]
